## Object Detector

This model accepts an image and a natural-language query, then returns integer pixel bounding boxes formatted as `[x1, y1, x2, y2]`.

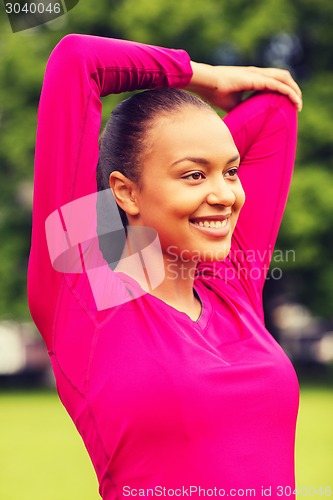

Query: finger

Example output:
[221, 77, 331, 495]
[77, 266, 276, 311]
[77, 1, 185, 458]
[250, 75, 303, 111]
[263, 68, 302, 98]
[249, 66, 302, 99]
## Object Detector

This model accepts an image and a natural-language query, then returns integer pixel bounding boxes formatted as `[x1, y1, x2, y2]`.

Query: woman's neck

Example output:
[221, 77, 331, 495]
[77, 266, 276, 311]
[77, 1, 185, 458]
[113, 233, 201, 320]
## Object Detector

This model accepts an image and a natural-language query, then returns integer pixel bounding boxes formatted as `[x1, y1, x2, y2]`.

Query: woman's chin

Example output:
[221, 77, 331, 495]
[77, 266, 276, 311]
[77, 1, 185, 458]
[165, 246, 231, 264]
[200, 249, 230, 263]
[199, 240, 232, 262]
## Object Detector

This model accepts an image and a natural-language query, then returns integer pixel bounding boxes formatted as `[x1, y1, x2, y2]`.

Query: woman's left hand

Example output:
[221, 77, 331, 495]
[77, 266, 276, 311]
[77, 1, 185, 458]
[186, 62, 303, 112]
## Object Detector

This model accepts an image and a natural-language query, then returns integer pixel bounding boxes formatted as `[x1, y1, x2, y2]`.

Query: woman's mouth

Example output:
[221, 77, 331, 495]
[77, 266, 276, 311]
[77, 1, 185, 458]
[189, 217, 231, 237]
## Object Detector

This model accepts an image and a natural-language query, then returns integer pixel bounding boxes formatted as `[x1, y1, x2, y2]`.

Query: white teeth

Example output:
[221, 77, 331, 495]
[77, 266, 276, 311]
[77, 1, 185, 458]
[193, 219, 228, 229]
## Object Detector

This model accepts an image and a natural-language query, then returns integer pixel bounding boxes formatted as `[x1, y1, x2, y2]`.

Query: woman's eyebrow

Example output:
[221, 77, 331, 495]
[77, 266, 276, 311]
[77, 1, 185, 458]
[226, 154, 240, 164]
[170, 157, 210, 167]
[171, 154, 240, 167]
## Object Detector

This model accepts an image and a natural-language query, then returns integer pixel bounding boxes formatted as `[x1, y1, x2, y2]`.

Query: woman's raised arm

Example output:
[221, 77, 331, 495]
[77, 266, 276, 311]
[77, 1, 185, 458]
[28, 34, 192, 348]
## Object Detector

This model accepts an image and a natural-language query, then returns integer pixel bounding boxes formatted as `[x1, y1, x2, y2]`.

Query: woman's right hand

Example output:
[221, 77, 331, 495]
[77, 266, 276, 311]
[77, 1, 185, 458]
[186, 61, 303, 112]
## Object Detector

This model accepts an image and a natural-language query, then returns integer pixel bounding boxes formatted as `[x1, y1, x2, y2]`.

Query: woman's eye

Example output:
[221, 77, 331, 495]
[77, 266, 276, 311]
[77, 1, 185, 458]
[224, 167, 239, 179]
[182, 172, 205, 181]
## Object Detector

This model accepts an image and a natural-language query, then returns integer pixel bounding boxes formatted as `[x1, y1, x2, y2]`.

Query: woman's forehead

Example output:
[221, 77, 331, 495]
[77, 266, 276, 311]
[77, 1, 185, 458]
[145, 108, 237, 164]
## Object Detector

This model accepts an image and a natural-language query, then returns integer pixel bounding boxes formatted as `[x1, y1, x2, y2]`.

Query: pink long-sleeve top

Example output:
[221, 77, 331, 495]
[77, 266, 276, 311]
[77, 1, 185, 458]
[28, 34, 299, 499]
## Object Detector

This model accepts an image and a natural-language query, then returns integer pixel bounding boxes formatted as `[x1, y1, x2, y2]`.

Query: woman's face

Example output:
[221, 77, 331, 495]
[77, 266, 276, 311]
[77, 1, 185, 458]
[131, 106, 245, 263]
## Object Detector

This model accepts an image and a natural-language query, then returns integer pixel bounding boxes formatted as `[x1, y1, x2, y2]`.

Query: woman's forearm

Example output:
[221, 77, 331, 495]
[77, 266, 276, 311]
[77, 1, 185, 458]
[186, 61, 218, 92]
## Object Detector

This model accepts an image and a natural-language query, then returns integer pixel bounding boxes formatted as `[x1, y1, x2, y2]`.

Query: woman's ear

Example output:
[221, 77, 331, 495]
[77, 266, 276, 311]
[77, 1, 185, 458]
[109, 171, 140, 216]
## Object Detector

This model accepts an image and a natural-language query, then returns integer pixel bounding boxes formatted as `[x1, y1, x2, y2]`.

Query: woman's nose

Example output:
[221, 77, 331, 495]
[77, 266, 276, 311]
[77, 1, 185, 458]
[205, 178, 236, 206]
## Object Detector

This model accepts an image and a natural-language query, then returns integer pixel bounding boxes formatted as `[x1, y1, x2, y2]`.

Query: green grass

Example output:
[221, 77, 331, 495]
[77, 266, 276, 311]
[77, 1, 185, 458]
[0, 383, 332, 500]
[295, 384, 333, 496]
[0, 390, 100, 500]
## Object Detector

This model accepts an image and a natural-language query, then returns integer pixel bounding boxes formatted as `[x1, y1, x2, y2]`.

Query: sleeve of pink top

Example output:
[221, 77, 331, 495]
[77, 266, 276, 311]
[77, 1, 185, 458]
[28, 34, 192, 349]
[223, 92, 298, 307]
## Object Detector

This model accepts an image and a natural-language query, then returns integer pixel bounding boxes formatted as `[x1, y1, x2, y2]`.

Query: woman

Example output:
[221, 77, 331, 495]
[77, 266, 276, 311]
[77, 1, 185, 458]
[28, 34, 302, 499]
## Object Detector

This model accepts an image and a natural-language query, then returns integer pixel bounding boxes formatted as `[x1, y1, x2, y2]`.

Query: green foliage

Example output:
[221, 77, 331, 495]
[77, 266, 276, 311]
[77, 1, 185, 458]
[0, 0, 333, 318]
[297, 75, 333, 162]
[278, 165, 333, 314]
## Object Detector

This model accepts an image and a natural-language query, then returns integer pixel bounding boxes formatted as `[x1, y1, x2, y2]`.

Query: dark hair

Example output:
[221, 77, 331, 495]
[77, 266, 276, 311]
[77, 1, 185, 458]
[96, 87, 213, 227]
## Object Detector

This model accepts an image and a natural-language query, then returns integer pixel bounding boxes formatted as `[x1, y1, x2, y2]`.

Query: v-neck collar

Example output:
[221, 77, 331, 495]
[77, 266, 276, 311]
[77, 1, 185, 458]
[114, 271, 213, 330]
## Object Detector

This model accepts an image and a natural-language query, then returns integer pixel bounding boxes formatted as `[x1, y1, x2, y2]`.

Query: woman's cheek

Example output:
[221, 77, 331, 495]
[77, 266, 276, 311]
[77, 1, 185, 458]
[235, 183, 246, 210]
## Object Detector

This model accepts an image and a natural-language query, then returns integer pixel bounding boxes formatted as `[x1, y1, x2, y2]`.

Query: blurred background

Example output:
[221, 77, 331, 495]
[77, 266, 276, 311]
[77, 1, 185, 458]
[0, 0, 332, 498]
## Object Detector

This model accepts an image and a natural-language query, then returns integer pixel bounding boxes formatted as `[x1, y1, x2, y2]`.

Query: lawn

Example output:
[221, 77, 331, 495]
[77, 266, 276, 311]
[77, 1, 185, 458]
[0, 390, 100, 500]
[0, 382, 332, 500]
[295, 384, 333, 495]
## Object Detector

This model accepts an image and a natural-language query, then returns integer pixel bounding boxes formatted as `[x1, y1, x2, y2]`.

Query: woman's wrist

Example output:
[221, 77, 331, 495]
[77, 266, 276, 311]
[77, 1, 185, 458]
[185, 61, 217, 95]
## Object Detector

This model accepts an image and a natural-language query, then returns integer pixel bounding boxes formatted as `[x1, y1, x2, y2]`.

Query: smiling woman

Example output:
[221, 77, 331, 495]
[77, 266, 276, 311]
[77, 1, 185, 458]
[109, 100, 245, 281]
[28, 34, 302, 499]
